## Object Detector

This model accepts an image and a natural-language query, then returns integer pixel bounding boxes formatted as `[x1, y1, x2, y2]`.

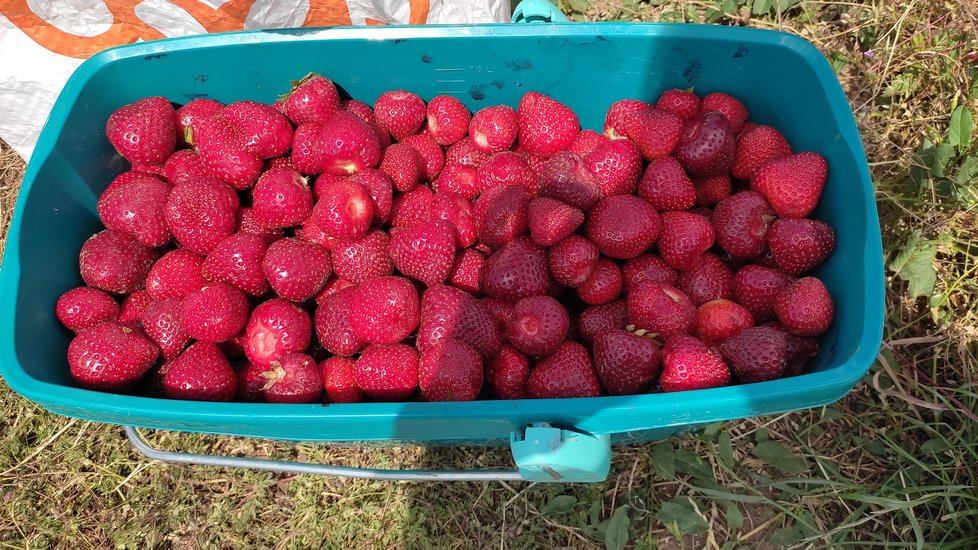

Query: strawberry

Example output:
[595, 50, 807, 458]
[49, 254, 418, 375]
[480, 237, 550, 301]
[291, 123, 327, 175]
[181, 282, 249, 343]
[694, 173, 732, 206]
[349, 169, 394, 226]
[719, 326, 787, 383]
[701, 92, 749, 133]
[586, 195, 661, 259]
[675, 110, 735, 179]
[713, 190, 776, 260]
[426, 95, 470, 146]
[311, 178, 374, 243]
[164, 150, 210, 186]
[447, 248, 485, 295]
[56, 287, 119, 333]
[236, 207, 285, 244]
[593, 329, 662, 395]
[283, 73, 341, 125]
[251, 168, 313, 228]
[320, 357, 364, 403]
[374, 90, 426, 141]
[314, 287, 366, 356]
[389, 219, 457, 286]
[658, 211, 716, 271]
[638, 157, 696, 211]
[418, 284, 503, 359]
[319, 112, 382, 176]
[390, 185, 434, 229]
[445, 137, 490, 169]
[354, 343, 419, 401]
[751, 152, 828, 219]
[261, 353, 323, 404]
[578, 300, 627, 342]
[401, 133, 445, 181]
[487, 346, 530, 399]
[732, 264, 795, 321]
[660, 334, 730, 392]
[243, 298, 312, 367]
[482, 297, 515, 335]
[262, 238, 332, 302]
[469, 105, 519, 153]
[548, 234, 599, 288]
[165, 179, 239, 255]
[622, 254, 678, 293]
[379, 143, 423, 192]
[537, 150, 603, 210]
[202, 233, 269, 296]
[517, 92, 579, 157]
[315, 276, 356, 303]
[176, 98, 223, 146]
[430, 191, 477, 247]
[349, 276, 419, 344]
[419, 339, 484, 402]
[767, 219, 836, 275]
[677, 252, 734, 306]
[433, 163, 479, 199]
[473, 184, 532, 247]
[162, 342, 237, 401]
[507, 296, 570, 357]
[79, 230, 155, 294]
[237, 362, 267, 402]
[656, 89, 700, 121]
[330, 229, 394, 284]
[341, 99, 375, 124]
[770, 325, 820, 376]
[141, 298, 191, 359]
[576, 258, 622, 305]
[520, 151, 547, 175]
[774, 277, 834, 336]
[568, 130, 609, 157]
[585, 138, 643, 197]
[68, 321, 158, 392]
[266, 156, 298, 171]
[195, 101, 293, 189]
[732, 124, 791, 180]
[528, 197, 584, 247]
[118, 290, 155, 329]
[696, 298, 754, 344]
[106, 96, 176, 165]
[620, 107, 684, 160]
[97, 173, 171, 247]
[476, 152, 537, 195]
[527, 341, 602, 398]
[627, 281, 696, 336]
[603, 99, 651, 138]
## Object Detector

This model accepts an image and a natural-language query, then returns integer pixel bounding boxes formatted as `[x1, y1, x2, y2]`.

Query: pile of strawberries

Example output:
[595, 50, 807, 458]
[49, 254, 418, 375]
[55, 73, 836, 403]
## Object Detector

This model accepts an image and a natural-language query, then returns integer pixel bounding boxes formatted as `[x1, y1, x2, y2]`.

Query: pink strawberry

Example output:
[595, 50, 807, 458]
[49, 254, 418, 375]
[320, 357, 364, 403]
[578, 300, 627, 342]
[202, 233, 269, 296]
[732, 265, 795, 321]
[68, 321, 158, 392]
[165, 179, 239, 255]
[354, 344, 419, 401]
[701, 92, 749, 133]
[401, 133, 445, 181]
[658, 211, 715, 271]
[433, 164, 479, 199]
[374, 90, 426, 140]
[311, 178, 374, 243]
[585, 138, 643, 196]
[603, 99, 651, 138]
[418, 284, 503, 359]
[751, 152, 828, 219]
[638, 157, 696, 211]
[473, 184, 532, 247]
[243, 298, 312, 367]
[389, 219, 457, 286]
[660, 334, 730, 392]
[118, 290, 154, 329]
[390, 185, 434, 229]
[696, 298, 754, 344]
[251, 168, 313, 228]
[480, 237, 550, 301]
[141, 298, 191, 359]
[516, 92, 579, 157]
[585, 195, 660, 259]
[181, 282, 249, 342]
[719, 326, 787, 383]
[106, 96, 176, 165]
[527, 341, 602, 398]
[97, 173, 171, 247]
[656, 89, 700, 121]
[379, 143, 423, 192]
[319, 112, 382, 176]
[236, 207, 285, 244]
[447, 248, 485, 295]
[56, 287, 119, 333]
[623, 254, 678, 293]
[419, 339, 483, 402]
[79, 230, 155, 294]
[445, 137, 490, 169]
[262, 238, 332, 302]
[291, 123, 327, 175]
[164, 150, 210, 186]
[349, 169, 394, 225]
[476, 152, 537, 195]
[774, 277, 834, 336]
[487, 347, 530, 399]
[261, 353, 323, 404]
[675, 110, 736, 178]
[594, 329, 662, 395]
[469, 105, 518, 153]
[713, 190, 776, 260]
[677, 253, 734, 306]
[349, 276, 419, 344]
[627, 282, 696, 336]
[568, 129, 609, 157]
[528, 197, 583, 247]
[426, 95, 470, 146]
[162, 342, 237, 401]
[430, 191, 477, 247]
[732, 124, 791, 180]
[576, 258, 622, 305]
[508, 296, 570, 357]
[694, 173, 732, 206]
[283, 73, 341, 125]
[330, 229, 394, 285]
[767, 219, 836, 275]
[196, 101, 293, 189]
[548, 235, 599, 288]
[620, 107, 684, 160]
[176, 98, 223, 146]
[314, 287, 365, 356]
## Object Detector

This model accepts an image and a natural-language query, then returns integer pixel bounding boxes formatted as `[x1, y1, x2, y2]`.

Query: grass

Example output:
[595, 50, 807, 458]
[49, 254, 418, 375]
[2, 1, 978, 547]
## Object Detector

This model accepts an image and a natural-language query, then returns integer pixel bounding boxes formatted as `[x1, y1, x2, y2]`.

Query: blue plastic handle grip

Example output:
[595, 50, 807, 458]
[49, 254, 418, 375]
[512, 0, 570, 23]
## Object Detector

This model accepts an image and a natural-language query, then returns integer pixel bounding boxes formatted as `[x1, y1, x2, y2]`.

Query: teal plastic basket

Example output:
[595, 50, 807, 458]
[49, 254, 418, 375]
[0, 21, 884, 481]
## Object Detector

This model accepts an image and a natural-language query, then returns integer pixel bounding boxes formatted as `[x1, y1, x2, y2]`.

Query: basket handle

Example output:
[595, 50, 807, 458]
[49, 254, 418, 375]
[511, 0, 569, 24]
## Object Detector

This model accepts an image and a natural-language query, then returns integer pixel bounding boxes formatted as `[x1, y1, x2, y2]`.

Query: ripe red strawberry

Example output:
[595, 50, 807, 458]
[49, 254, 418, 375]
[176, 98, 223, 146]
[576, 258, 622, 305]
[658, 211, 715, 271]
[291, 122, 327, 175]
[578, 300, 627, 342]
[418, 285, 503, 359]
[349, 276, 419, 344]
[202, 233, 269, 296]
[594, 329, 662, 395]
[713, 190, 776, 260]
[237, 362, 267, 402]
[677, 252, 734, 306]
[517, 92, 579, 157]
[311, 178, 374, 243]
[266, 154, 298, 171]
[481, 296, 515, 334]
[660, 334, 730, 392]
[106, 96, 176, 165]
[585, 138, 643, 197]
[97, 173, 171, 247]
[696, 298, 754, 344]
[548, 234, 599, 287]
[751, 152, 828, 219]
[390, 185, 434, 229]
[141, 298, 191, 359]
[603, 99, 651, 138]
[767, 219, 836, 275]
[261, 353, 323, 404]
[181, 282, 249, 342]
[528, 197, 584, 247]
[469, 105, 519, 153]
[568, 129, 609, 157]
[374, 90, 426, 140]
[520, 151, 547, 175]
[56, 287, 119, 333]
[426, 95, 470, 146]
[165, 179, 239, 255]
[527, 341, 602, 398]
[769, 324, 819, 376]
[389, 219, 457, 286]
[243, 298, 312, 367]
[732, 264, 795, 321]
[694, 173, 732, 206]
[447, 248, 485, 295]
[627, 282, 696, 336]
[774, 277, 834, 336]
[732, 124, 791, 180]
[445, 137, 491, 169]
[262, 238, 332, 302]
[656, 89, 700, 121]
[236, 207, 285, 244]
[354, 343, 419, 401]
[623, 254, 678, 293]
[675, 110, 736, 178]
[474, 184, 532, 247]
[586, 195, 661, 259]
[430, 191, 477, 247]
[507, 296, 570, 357]
[314, 287, 365, 356]
[196, 101, 293, 189]
[320, 357, 364, 403]
[701, 92, 749, 133]
[283, 73, 341, 125]
[251, 168, 313, 228]
[419, 339, 483, 402]
[401, 133, 445, 181]
[433, 163, 479, 199]
[162, 342, 237, 401]
[476, 152, 537, 195]
[349, 169, 394, 225]
[379, 143, 423, 192]
[118, 290, 154, 329]
[480, 237, 550, 301]
[79, 230, 155, 294]
[719, 326, 787, 383]
[330, 229, 393, 285]
[164, 149, 210, 186]
[638, 157, 696, 211]
[620, 107, 684, 160]
[341, 99, 375, 124]
[487, 346, 530, 399]
[315, 276, 356, 303]
[319, 112, 382, 176]
[68, 321, 158, 392]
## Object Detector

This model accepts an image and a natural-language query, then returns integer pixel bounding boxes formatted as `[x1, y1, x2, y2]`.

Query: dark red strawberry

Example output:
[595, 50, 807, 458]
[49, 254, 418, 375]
[164, 150, 210, 186]
[314, 287, 365, 356]
[537, 151, 602, 210]
[696, 299, 754, 344]
[548, 235, 599, 288]
[237, 362, 267, 402]
[181, 283, 249, 343]
[118, 290, 154, 329]
[527, 341, 602, 398]
[283, 73, 341, 125]
[56, 287, 119, 333]
[390, 185, 434, 229]
[675, 110, 736, 178]
[473, 184, 532, 247]
[719, 326, 787, 383]
[578, 300, 627, 342]
[677, 252, 734, 306]
[476, 152, 537, 195]
[732, 124, 791, 180]
[79, 230, 155, 294]
[106, 96, 176, 165]
[701, 92, 749, 133]
[767, 218, 836, 275]
[418, 284, 503, 359]
[447, 248, 485, 295]
[262, 238, 332, 302]
[482, 297, 515, 335]
[627, 281, 696, 336]
[354, 343, 419, 401]
[68, 321, 158, 392]
[97, 173, 171, 247]
[528, 197, 583, 247]
[623, 254, 678, 292]
[713, 190, 776, 260]
[660, 334, 730, 392]
[349, 276, 419, 344]
[732, 264, 795, 321]
[769, 325, 820, 376]
[433, 163, 479, 199]
[638, 157, 696, 211]
[694, 173, 732, 206]
[517, 92, 579, 157]
[470, 105, 519, 153]
[620, 107, 684, 160]
[586, 195, 660, 259]
[751, 152, 828, 219]
[311, 178, 374, 243]
[251, 168, 313, 229]
[176, 98, 223, 146]
[202, 233, 270, 297]
[603, 99, 651, 138]
[320, 357, 364, 403]
[585, 138, 643, 196]
[374, 90, 426, 141]
[401, 132, 445, 181]
[576, 258, 622, 305]
[426, 95, 471, 146]
[261, 353, 323, 404]
[165, 178, 239, 255]
[379, 143, 423, 192]
[430, 191, 477, 247]
[445, 137, 491, 169]
[319, 111, 382, 176]
[480, 237, 550, 301]
[774, 277, 834, 336]
[162, 342, 237, 401]
[487, 346, 530, 399]
[656, 89, 700, 121]
[389, 219, 457, 286]
[141, 298, 191, 359]
[658, 211, 715, 271]
[350, 169, 394, 225]
[594, 329, 662, 395]
[419, 339, 483, 402]
[568, 129, 609, 157]
[507, 296, 570, 357]
[330, 229, 394, 285]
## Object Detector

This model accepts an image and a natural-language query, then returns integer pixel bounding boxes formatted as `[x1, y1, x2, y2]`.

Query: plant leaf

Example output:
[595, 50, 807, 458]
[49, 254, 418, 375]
[675, 448, 716, 481]
[931, 143, 955, 177]
[771, 523, 804, 545]
[949, 105, 973, 149]
[655, 496, 709, 534]
[920, 438, 950, 454]
[542, 495, 578, 515]
[752, 441, 808, 474]
[726, 502, 744, 532]
[718, 432, 734, 468]
[651, 441, 676, 478]
[889, 232, 937, 298]
[752, 0, 774, 15]
[604, 505, 632, 550]
[955, 155, 978, 185]
[567, 0, 590, 14]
